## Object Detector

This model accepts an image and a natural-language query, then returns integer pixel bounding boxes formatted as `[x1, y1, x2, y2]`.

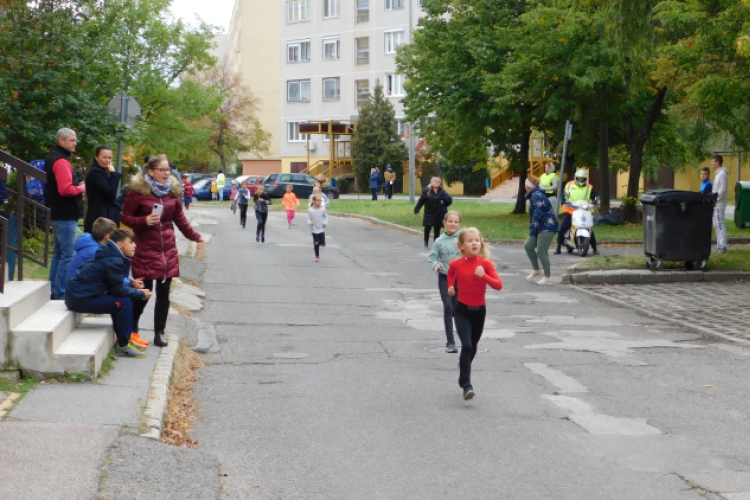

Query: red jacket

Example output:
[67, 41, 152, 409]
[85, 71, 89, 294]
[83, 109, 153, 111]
[120, 174, 202, 280]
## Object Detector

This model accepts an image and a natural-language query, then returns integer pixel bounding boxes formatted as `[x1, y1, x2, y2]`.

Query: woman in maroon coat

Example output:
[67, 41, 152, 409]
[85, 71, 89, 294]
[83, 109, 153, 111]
[121, 157, 203, 347]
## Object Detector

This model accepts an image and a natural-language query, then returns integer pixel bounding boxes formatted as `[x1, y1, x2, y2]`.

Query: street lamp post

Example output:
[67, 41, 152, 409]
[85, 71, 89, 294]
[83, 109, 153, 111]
[408, 0, 416, 202]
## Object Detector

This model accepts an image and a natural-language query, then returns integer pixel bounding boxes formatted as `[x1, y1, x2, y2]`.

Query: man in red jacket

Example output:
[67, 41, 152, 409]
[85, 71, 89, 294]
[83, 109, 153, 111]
[45, 128, 85, 300]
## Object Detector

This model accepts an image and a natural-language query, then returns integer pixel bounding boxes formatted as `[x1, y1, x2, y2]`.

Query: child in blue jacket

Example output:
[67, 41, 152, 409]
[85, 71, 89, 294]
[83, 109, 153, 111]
[65, 229, 152, 358]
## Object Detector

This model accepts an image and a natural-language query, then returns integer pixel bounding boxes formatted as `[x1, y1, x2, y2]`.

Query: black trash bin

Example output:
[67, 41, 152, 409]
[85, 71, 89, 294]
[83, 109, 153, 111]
[639, 189, 717, 271]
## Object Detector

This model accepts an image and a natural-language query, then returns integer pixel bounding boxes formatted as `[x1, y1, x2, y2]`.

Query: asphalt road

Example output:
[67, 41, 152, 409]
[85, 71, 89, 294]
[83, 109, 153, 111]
[189, 206, 750, 500]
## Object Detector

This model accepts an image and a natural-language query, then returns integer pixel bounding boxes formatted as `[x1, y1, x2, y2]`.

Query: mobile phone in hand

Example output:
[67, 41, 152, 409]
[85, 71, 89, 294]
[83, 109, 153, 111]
[152, 204, 164, 217]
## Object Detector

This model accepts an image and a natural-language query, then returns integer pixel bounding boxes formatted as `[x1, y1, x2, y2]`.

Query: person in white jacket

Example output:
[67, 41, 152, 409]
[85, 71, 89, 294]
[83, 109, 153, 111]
[711, 154, 728, 254]
[307, 195, 328, 262]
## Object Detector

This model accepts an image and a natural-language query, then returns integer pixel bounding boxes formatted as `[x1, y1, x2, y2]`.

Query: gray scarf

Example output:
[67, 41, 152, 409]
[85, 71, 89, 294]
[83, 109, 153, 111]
[145, 174, 173, 198]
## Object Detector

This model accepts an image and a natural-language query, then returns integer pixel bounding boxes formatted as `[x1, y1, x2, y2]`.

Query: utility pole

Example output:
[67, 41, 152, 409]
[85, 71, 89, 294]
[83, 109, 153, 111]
[407, 0, 416, 202]
[555, 121, 573, 214]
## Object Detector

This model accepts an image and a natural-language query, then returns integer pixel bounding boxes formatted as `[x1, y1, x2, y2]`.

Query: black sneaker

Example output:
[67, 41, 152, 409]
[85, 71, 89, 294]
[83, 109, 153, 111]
[446, 344, 458, 353]
[592, 249, 600, 256]
[463, 385, 475, 400]
[553, 248, 562, 255]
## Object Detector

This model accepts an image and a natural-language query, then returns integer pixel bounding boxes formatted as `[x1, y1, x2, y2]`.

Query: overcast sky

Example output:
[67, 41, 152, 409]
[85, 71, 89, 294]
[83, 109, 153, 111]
[169, 0, 235, 32]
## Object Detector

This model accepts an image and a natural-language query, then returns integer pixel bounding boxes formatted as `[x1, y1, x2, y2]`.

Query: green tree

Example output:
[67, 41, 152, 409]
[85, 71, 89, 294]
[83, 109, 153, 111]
[350, 80, 407, 191]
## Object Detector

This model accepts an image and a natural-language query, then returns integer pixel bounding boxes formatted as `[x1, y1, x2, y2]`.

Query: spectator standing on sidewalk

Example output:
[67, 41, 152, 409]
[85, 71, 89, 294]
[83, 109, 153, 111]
[121, 157, 204, 348]
[711, 155, 728, 254]
[83, 145, 121, 233]
[539, 162, 559, 208]
[45, 128, 86, 300]
[524, 176, 559, 285]
[217, 170, 226, 202]
[370, 168, 382, 200]
[700, 167, 713, 194]
[383, 165, 396, 200]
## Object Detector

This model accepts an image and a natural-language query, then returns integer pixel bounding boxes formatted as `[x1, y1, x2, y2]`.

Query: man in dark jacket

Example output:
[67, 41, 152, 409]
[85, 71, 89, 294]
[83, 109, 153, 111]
[46, 128, 86, 299]
[66, 229, 152, 358]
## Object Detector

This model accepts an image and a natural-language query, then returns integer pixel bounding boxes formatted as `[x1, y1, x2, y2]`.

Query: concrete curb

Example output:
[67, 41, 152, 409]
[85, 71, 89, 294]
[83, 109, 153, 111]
[0, 392, 19, 419]
[575, 287, 750, 348]
[562, 265, 750, 285]
[139, 334, 179, 440]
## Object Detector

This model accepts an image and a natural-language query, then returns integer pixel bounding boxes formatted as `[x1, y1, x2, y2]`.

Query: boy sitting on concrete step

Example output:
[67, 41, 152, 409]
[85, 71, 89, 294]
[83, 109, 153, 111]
[65, 229, 153, 358]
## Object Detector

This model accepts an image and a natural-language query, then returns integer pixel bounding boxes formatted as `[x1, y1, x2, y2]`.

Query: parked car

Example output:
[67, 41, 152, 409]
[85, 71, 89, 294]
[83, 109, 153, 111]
[262, 173, 339, 199]
[182, 173, 211, 184]
[192, 178, 235, 201]
[234, 175, 265, 197]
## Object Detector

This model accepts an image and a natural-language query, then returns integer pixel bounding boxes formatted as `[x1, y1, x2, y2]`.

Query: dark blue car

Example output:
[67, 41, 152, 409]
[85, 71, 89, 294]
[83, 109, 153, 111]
[193, 178, 235, 201]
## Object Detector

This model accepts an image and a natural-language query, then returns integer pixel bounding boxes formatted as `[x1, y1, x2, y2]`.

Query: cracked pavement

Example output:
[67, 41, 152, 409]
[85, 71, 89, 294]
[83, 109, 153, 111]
[188, 206, 750, 500]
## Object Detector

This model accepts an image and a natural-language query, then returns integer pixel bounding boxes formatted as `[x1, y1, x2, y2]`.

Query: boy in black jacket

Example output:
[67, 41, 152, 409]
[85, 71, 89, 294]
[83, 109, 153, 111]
[65, 229, 153, 358]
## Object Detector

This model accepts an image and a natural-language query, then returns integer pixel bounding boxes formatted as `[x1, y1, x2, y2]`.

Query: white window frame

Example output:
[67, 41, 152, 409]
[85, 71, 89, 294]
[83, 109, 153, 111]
[287, 122, 308, 142]
[356, 79, 370, 108]
[356, 37, 369, 65]
[385, 73, 404, 97]
[287, 0, 312, 23]
[287, 79, 312, 102]
[287, 40, 311, 63]
[385, 30, 404, 54]
[323, 77, 341, 101]
[323, 37, 341, 60]
[357, 0, 369, 22]
[385, 0, 404, 11]
[324, 0, 341, 18]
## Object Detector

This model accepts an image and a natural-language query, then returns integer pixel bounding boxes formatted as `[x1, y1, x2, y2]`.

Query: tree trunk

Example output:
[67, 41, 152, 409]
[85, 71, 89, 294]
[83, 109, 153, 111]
[598, 85, 611, 211]
[513, 129, 531, 214]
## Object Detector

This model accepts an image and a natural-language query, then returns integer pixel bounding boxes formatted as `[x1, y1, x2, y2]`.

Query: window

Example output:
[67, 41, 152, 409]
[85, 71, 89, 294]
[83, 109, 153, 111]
[385, 30, 404, 54]
[287, 40, 311, 63]
[323, 77, 341, 100]
[287, 80, 312, 102]
[356, 37, 369, 65]
[323, 37, 340, 59]
[356, 80, 370, 107]
[324, 0, 340, 18]
[385, 73, 404, 96]
[357, 0, 369, 22]
[395, 117, 405, 137]
[287, 0, 311, 22]
[385, 0, 404, 10]
[287, 122, 308, 142]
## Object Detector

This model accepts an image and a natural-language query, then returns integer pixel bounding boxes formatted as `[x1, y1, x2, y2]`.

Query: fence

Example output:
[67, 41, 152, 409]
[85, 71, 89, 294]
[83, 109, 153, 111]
[0, 150, 52, 293]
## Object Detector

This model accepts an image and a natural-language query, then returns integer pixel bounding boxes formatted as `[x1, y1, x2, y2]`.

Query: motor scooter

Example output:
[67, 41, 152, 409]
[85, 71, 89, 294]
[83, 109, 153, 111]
[562, 200, 596, 257]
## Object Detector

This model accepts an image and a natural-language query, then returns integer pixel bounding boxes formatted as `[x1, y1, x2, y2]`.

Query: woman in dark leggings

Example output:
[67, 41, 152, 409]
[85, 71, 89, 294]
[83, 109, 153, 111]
[254, 184, 272, 242]
[414, 177, 452, 249]
[121, 157, 203, 347]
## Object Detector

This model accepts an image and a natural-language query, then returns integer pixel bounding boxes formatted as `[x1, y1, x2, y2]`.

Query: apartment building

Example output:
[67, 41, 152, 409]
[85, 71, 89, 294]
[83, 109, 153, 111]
[281, 0, 422, 174]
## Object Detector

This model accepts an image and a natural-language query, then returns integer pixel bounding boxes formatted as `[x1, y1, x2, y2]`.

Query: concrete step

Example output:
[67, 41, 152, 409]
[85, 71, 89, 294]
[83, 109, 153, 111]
[0, 281, 51, 368]
[53, 317, 115, 379]
[10, 301, 83, 372]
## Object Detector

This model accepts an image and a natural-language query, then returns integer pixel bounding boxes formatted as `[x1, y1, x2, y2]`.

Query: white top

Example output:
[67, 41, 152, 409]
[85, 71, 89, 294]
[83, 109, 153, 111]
[307, 206, 328, 234]
[714, 166, 728, 206]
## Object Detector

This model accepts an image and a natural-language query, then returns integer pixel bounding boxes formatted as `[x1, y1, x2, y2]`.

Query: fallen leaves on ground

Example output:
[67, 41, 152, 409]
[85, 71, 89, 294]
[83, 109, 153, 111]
[162, 338, 205, 448]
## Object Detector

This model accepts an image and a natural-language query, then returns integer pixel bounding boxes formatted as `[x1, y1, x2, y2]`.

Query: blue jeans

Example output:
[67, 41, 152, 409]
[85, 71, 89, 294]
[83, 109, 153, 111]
[50, 220, 78, 299]
[66, 295, 133, 347]
[218, 187, 224, 202]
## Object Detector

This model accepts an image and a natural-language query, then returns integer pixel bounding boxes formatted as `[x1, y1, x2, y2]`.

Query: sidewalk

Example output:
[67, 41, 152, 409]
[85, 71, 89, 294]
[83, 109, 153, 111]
[0, 209, 220, 500]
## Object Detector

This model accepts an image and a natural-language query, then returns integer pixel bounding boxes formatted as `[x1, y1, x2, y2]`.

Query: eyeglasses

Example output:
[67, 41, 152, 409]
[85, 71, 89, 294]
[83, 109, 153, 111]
[153, 168, 170, 173]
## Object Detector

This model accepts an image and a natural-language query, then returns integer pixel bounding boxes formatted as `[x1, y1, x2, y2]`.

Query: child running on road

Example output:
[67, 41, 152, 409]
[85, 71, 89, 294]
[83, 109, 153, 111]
[447, 228, 503, 400]
[237, 181, 251, 228]
[253, 184, 272, 242]
[182, 177, 194, 211]
[428, 211, 462, 353]
[282, 184, 299, 228]
[308, 185, 330, 208]
[230, 183, 239, 214]
[307, 194, 327, 262]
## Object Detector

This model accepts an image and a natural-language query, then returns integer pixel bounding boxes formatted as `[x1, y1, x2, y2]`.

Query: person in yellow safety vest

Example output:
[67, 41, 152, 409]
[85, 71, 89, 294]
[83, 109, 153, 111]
[217, 170, 226, 202]
[539, 162, 559, 204]
[554, 169, 599, 255]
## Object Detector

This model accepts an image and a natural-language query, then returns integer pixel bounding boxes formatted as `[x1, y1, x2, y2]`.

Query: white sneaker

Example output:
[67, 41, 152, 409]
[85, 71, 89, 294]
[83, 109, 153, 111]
[526, 270, 542, 280]
[537, 277, 552, 285]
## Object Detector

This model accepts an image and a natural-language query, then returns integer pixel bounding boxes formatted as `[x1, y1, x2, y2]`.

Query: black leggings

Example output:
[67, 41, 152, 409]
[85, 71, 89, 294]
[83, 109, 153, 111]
[133, 278, 172, 333]
[239, 203, 248, 226]
[437, 274, 457, 345]
[313, 232, 326, 257]
[424, 225, 441, 245]
[255, 210, 268, 236]
[454, 302, 486, 388]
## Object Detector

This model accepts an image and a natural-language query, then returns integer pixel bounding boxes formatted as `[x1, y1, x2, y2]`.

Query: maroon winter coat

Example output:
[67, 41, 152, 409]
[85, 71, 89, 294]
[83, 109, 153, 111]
[120, 174, 201, 280]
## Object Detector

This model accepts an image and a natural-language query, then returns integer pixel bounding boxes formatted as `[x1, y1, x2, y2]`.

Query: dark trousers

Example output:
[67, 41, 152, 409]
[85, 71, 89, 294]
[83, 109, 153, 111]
[454, 302, 486, 388]
[133, 278, 172, 333]
[385, 184, 393, 199]
[557, 213, 597, 250]
[239, 203, 248, 227]
[437, 274, 457, 345]
[255, 210, 268, 236]
[66, 295, 133, 347]
[312, 232, 326, 257]
[371, 188, 378, 200]
[424, 225, 441, 245]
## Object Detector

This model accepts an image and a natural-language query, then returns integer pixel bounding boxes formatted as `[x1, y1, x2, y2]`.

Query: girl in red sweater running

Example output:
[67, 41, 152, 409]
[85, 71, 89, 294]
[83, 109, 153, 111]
[448, 228, 503, 400]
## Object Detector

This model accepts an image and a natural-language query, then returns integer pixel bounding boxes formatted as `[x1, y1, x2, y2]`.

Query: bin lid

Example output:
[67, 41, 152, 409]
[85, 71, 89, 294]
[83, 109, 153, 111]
[639, 189, 717, 206]
[736, 181, 750, 191]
